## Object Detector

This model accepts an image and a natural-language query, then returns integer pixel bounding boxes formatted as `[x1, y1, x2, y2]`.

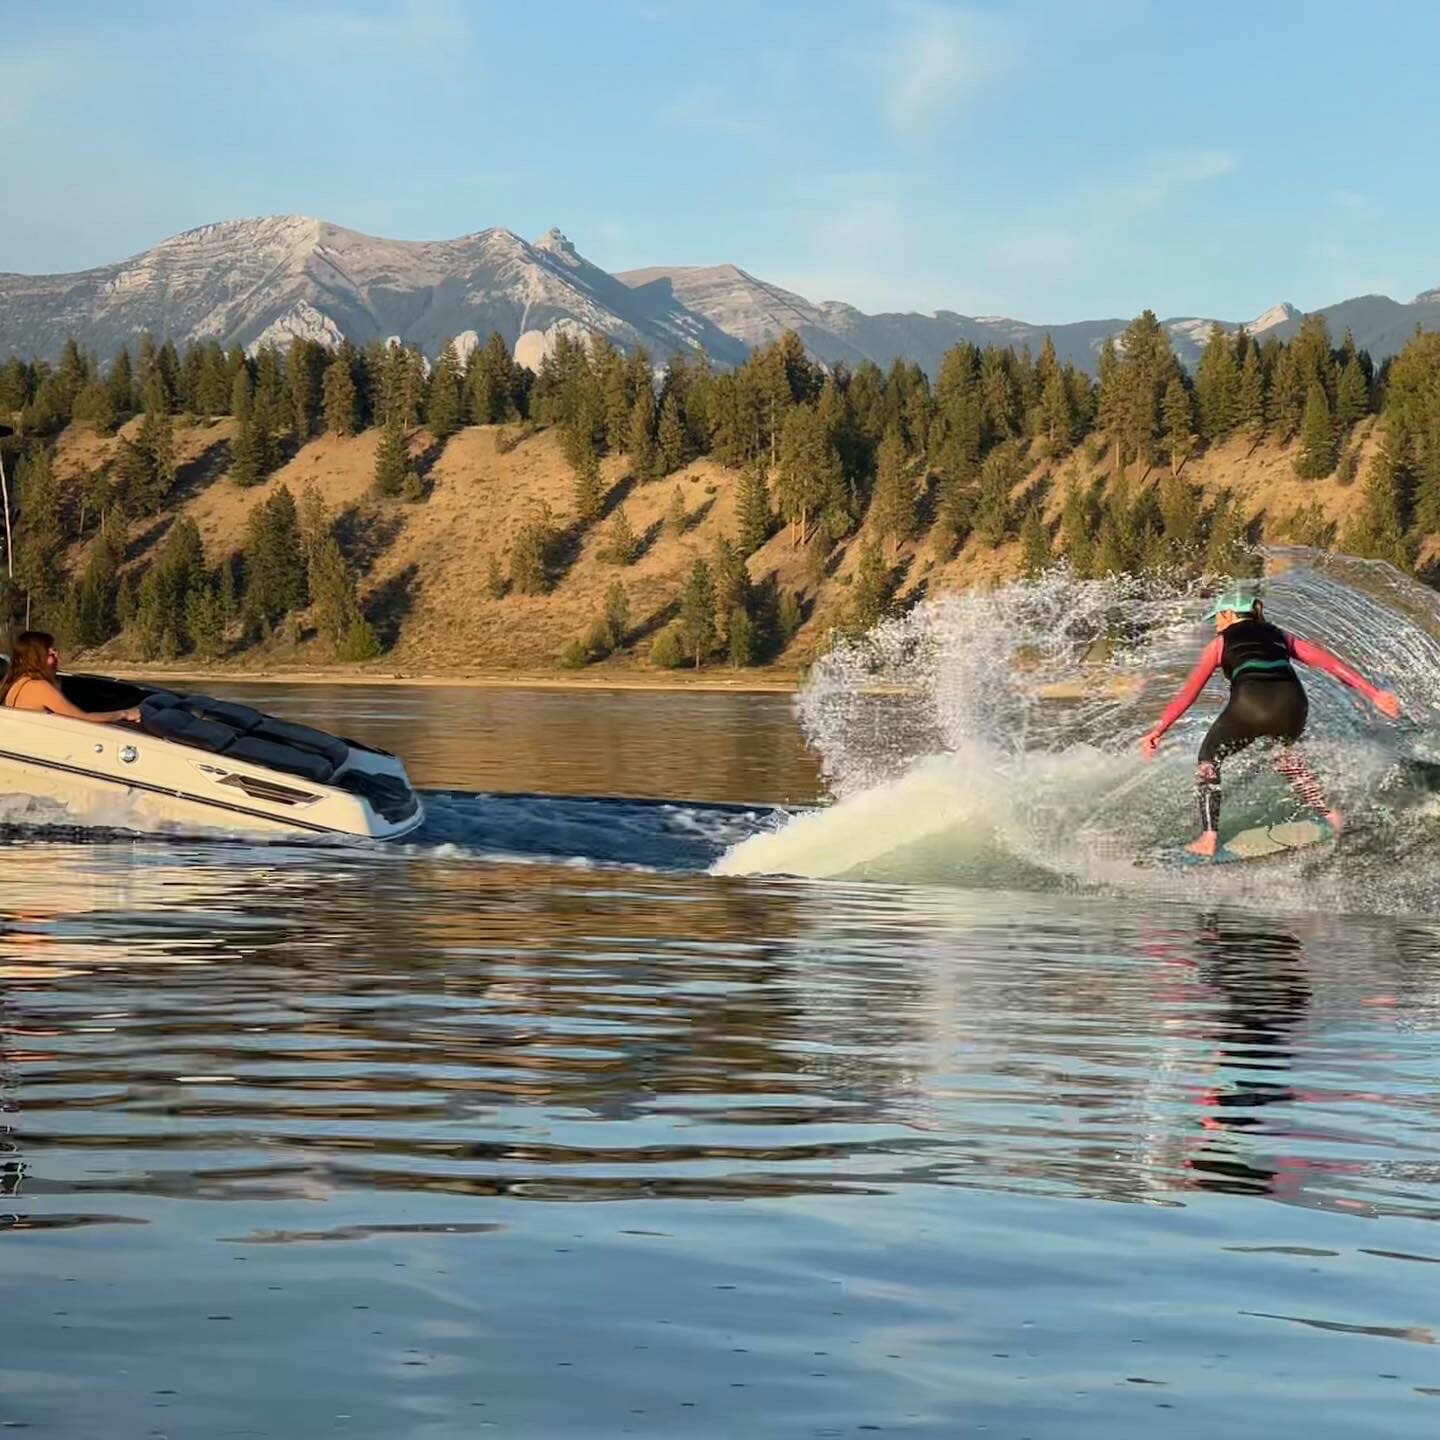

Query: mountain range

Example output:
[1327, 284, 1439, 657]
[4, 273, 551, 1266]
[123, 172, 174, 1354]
[2, 215, 1438, 377]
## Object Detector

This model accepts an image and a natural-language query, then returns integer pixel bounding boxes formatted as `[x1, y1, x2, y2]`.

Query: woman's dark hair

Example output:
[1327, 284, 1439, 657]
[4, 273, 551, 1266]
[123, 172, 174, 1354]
[1, 631, 56, 704]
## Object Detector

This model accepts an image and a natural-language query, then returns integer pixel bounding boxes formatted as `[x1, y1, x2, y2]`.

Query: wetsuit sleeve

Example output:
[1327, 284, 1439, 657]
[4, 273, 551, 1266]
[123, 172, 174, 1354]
[1152, 638, 1222, 736]
[1287, 635, 1384, 704]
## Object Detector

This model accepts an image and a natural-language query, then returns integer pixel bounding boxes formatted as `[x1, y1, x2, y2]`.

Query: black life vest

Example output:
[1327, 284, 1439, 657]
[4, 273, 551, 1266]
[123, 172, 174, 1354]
[1220, 618, 1296, 683]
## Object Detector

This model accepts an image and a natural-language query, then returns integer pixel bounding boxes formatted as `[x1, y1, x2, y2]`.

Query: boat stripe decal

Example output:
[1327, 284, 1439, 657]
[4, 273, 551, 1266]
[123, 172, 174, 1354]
[0, 747, 344, 835]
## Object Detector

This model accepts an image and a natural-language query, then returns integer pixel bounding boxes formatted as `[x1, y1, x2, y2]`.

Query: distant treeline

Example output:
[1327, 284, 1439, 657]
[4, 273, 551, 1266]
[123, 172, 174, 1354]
[2, 310, 1439, 669]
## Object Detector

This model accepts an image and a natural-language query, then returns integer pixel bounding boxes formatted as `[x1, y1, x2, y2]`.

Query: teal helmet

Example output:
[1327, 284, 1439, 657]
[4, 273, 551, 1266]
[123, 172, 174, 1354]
[1205, 585, 1261, 620]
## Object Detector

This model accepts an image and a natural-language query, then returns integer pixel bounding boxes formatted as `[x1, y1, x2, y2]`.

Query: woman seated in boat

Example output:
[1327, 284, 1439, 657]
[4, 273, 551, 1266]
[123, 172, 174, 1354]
[1, 631, 141, 724]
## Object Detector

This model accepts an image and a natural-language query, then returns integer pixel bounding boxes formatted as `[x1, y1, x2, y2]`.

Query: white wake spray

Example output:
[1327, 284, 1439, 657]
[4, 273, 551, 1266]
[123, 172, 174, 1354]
[716, 553, 1440, 912]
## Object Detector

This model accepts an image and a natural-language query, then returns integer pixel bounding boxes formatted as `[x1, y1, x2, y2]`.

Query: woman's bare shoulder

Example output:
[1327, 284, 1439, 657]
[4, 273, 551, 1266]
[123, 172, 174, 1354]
[9, 676, 65, 711]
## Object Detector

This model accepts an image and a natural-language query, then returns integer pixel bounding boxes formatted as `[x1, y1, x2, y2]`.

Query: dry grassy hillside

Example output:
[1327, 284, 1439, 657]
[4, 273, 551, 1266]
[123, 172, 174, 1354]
[43, 415, 1382, 679]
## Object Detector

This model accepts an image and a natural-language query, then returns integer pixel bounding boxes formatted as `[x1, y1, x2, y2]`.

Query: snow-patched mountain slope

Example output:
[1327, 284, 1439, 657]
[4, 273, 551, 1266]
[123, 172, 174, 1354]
[0, 217, 750, 368]
[618, 266, 1440, 374]
[2, 215, 1438, 374]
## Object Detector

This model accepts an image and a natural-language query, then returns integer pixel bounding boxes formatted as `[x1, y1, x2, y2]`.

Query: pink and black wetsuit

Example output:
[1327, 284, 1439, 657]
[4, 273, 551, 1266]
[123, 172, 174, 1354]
[1154, 618, 1385, 834]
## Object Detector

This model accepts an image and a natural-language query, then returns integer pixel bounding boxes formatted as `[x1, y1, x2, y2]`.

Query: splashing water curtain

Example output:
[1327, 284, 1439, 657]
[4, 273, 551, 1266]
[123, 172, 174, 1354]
[717, 550, 1440, 912]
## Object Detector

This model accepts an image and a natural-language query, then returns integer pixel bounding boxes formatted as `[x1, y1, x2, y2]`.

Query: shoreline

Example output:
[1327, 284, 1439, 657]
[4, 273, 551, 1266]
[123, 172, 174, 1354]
[100, 665, 805, 694]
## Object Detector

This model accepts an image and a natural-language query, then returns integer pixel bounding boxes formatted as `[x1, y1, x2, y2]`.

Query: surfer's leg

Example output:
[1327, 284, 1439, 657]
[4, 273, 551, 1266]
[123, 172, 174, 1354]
[1272, 747, 1342, 832]
[1190, 714, 1245, 857]
[1191, 759, 1223, 856]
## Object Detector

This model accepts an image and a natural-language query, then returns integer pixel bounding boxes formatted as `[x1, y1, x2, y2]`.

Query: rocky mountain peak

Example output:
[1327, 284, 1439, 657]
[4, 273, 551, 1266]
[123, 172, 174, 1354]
[534, 228, 580, 265]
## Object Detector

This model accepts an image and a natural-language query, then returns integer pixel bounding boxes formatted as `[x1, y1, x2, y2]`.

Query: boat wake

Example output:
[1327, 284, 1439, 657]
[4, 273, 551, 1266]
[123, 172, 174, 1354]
[0, 784, 780, 873]
[714, 552, 1440, 914]
[408, 790, 779, 871]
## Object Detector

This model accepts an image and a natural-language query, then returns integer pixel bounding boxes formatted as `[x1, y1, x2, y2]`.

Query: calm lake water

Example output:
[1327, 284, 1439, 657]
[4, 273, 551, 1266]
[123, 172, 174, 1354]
[3, 684, 1440, 1438]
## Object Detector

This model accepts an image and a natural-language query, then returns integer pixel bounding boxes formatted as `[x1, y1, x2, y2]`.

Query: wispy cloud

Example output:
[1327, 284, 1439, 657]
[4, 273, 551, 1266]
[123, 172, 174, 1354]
[258, 0, 470, 51]
[879, 1, 1024, 143]
[662, 85, 770, 145]
[770, 148, 1240, 317]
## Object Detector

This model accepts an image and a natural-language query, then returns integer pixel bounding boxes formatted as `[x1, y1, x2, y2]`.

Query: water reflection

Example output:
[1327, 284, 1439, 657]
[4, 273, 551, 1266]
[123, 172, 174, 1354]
[201, 682, 824, 803]
[6, 839, 1440, 1434]
[1182, 912, 1311, 1198]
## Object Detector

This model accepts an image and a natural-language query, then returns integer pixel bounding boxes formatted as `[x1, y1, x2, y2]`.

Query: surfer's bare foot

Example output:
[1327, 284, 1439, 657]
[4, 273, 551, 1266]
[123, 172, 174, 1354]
[1325, 809, 1344, 835]
[1186, 831, 1219, 858]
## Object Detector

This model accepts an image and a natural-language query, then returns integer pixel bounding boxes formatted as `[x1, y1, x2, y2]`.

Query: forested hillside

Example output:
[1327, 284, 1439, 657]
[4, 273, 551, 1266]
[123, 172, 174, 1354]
[1, 312, 1436, 677]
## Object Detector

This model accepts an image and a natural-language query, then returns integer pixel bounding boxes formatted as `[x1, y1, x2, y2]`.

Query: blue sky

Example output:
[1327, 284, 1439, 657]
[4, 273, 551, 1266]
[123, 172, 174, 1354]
[6, 0, 1438, 322]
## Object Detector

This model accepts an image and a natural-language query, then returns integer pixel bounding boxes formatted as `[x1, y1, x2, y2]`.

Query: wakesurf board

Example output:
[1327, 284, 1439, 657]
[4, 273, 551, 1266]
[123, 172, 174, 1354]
[1166, 817, 1337, 867]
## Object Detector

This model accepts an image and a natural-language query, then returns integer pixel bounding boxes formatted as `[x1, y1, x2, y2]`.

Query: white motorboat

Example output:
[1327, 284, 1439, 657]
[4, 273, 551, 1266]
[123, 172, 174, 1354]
[0, 670, 424, 841]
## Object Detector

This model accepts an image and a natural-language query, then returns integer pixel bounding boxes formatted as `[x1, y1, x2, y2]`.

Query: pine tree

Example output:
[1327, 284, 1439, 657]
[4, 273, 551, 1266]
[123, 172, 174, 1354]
[1019, 507, 1051, 576]
[602, 581, 631, 651]
[1238, 344, 1267, 444]
[666, 484, 688, 536]
[627, 381, 659, 482]
[1335, 355, 1369, 429]
[1113, 310, 1176, 478]
[657, 390, 689, 475]
[1344, 442, 1412, 570]
[678, 559, 717, 667]
[597, 338, 633, 449]
[1093, 476, 1142, 576]
[196, 344, 230, 418]
[931, 456, 975, 560]
[72, 379, 117, 434]
[1039, 368, 1075, 450]
[67, 530, 122, 649]
[231, 365, 254, 424]
[570, 446, 603, 525]
[736, 464, 774, 555]
[1268, 347, 1304, 436]
[136, 393, 175, 498]
[848, 541, 893, 633]
[1, 356, 33, 414]
[710, 536, 751, 651]
[869, 426, 914, 558]
[1093, 509, 1130, 576]
[975, 442, 1021, 546]
[185, 583, 227, 661]
[132, 517, 205, 658]
[13, 448, 65, 614]
[287, 338, 324, 441]
[1290, 314, 1337, 402]
[242, 486, 308, 637]
[136, 332, 159, 405]
[1294, 381, 1335, 479]
[309, 533, 375, 657]
[426, 341, 464, 441]
[1417, 414, 1440, 536]
[776, 405, 843, 546]
[510, 508, 554, 595]
[597, 506, 640, 565]
[373, 417, 415, 498]
[467, 332, 521, 425]
[230, 410, 270, 489]
[1158, 472, 1202, 556]
[1194, 323, 1240, 442]
[1059, 479, 1094, 578]
[322, 352, 360, 436]
[1205, 494, 1249, 575]
[1163, 376, 1194, 476]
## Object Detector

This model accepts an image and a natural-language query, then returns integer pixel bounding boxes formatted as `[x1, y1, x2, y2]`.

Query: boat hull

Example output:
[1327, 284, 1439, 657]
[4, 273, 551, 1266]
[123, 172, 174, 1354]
[0, 705, 424, 843]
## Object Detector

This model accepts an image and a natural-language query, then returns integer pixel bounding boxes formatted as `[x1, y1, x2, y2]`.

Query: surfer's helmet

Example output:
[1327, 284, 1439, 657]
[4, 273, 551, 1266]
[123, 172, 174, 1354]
[1205, 586, 1261, 619]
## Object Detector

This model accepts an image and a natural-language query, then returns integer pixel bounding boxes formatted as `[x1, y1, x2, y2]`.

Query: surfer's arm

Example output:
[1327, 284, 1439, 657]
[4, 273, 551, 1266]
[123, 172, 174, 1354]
[1143, 639, 1222, 751]
[1287, 636, 1402, 716]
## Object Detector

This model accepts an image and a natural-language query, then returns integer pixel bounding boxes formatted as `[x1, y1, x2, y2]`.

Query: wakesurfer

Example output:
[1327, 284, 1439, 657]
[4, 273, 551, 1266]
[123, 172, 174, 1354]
[1140, 589, 1401, 858]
